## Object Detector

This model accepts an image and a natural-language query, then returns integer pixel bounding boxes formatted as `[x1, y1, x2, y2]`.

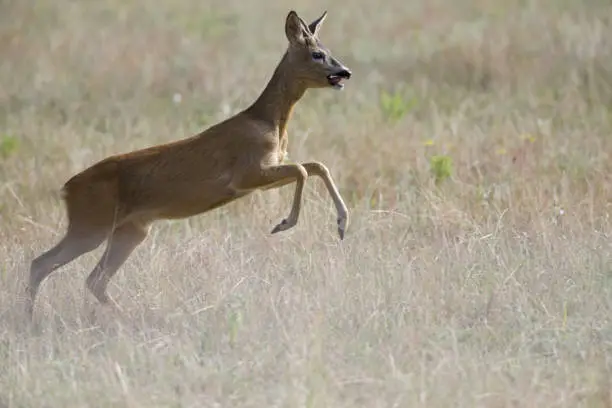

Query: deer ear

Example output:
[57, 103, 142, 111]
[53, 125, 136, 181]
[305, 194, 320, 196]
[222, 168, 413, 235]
[308, 11, 327, 38]
[285, 10, 310, 45]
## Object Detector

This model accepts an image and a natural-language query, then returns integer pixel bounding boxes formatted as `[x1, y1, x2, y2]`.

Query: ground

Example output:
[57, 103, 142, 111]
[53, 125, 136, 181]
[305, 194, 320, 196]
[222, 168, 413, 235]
[1, 0, 612, 406]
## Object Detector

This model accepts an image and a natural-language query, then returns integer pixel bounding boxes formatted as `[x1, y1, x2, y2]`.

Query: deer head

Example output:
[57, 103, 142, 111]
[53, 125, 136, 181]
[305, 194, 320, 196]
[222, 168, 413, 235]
[284, 10, 352, 90]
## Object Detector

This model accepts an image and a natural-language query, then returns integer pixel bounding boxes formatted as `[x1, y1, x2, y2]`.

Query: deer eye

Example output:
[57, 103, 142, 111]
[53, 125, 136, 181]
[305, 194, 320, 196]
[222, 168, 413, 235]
[312, 51, 325, 61]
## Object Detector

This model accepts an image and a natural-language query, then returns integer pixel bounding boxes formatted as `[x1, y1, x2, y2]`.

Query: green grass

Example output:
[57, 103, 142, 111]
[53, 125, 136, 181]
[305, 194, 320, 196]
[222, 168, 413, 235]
[1, 0, 612, 406]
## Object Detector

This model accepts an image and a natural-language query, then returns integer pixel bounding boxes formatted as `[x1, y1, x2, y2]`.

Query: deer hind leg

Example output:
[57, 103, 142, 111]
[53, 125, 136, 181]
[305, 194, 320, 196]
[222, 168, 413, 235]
[27, 225, 108, 318]
[85, 221, 149, 306]
[301, 162, 349, 240]
[237, 164, 308, 234]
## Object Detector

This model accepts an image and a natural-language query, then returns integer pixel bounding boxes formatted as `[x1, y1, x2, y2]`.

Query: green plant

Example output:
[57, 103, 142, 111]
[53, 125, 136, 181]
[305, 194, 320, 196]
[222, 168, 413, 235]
[379, 88, 418, 122]
[0, 135, 19, 158]
[228, 310, 242, 346]
[429, 154, 453, 185]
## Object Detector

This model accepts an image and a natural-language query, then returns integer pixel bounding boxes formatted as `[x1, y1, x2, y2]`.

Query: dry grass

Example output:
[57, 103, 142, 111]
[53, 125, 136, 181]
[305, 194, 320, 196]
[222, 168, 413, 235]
[2, 0, 612, 406]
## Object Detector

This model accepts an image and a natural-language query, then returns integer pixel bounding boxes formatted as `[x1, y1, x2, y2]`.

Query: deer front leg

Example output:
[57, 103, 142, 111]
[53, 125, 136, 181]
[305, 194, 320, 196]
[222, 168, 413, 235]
[301, 162, 349, 240]
[236, 164, 308, 234]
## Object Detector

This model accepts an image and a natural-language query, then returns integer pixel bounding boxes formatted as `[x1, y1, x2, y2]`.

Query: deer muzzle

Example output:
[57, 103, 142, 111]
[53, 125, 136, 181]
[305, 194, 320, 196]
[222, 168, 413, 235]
[327, 68, 352, 89]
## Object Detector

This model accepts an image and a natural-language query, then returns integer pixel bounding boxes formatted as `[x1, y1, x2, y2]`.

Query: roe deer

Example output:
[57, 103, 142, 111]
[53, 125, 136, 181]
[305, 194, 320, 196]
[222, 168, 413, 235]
[26, 10, 352, 317]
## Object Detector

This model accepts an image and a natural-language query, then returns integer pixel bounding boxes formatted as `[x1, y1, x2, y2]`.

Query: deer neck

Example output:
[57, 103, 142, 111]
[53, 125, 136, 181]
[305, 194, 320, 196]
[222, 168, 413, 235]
[247, 52, 307, 137]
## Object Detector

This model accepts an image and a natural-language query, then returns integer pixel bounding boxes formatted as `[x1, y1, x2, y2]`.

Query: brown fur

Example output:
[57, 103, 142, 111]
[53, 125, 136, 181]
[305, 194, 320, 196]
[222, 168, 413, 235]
[26, 10, 352, 318]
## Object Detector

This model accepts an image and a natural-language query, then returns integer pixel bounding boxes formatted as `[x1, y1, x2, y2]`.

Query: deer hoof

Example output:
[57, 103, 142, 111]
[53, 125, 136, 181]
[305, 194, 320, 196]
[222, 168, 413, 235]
[271, 218, 288, 234]
[271, 218, 298, 234]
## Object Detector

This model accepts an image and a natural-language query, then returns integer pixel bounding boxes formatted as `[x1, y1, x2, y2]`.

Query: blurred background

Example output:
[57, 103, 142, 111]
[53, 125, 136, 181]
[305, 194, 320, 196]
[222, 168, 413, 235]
[3, 0, 612, 221]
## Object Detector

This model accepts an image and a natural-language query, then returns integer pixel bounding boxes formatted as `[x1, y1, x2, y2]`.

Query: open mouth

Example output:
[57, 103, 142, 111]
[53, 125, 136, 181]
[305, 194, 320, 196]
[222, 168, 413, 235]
[327, 74, 345, 89]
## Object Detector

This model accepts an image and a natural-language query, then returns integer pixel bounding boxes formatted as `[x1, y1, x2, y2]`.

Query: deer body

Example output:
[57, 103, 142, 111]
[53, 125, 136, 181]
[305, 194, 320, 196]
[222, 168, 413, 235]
[26, 10, 352, 317]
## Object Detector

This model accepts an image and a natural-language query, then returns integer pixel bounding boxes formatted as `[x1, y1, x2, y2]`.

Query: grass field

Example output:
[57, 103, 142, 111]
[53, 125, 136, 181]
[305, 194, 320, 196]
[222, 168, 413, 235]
[2, 0, 612, 406]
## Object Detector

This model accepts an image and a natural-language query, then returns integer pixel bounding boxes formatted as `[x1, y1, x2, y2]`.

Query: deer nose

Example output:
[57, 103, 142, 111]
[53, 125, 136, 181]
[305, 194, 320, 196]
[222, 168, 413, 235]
[336, 68, 351, 79]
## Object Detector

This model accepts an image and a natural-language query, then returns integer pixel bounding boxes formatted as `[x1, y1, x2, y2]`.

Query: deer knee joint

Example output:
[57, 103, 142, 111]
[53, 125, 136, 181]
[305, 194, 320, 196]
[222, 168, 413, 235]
[295, 164, 308, 181]
[304, 161, 329, 177]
